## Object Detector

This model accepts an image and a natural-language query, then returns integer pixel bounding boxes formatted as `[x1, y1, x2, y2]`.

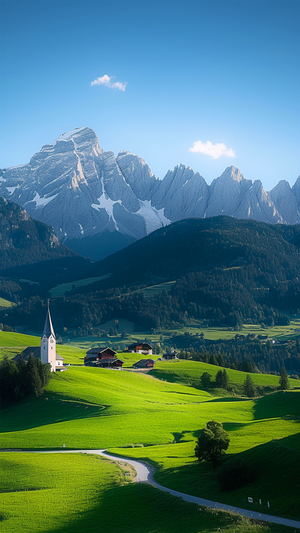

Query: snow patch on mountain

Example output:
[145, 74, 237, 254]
[137, 200, 171, 234]
[0, 128, 299, 250]
[29, 192, 59, 208]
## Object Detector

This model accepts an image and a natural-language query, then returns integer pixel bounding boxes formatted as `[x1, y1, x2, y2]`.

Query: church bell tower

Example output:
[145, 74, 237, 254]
[41, 301, 56, 372]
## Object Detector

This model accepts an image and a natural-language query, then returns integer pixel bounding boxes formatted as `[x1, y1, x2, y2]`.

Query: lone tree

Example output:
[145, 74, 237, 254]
[195, 420, 230, 472]
[243, 374, 256, 397]
[279, 367, 290, 390]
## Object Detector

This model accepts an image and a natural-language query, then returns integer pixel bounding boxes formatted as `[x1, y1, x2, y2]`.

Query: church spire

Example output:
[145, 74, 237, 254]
[43, 300, 55, 338]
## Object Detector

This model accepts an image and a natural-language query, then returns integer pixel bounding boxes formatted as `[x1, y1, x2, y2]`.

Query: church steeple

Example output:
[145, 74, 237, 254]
[43, 300, 55, 338]
[41, 300, 57, 372]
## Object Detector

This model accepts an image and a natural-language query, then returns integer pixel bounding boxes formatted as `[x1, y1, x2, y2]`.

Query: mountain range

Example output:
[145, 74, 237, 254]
[1, 127, 299, 260]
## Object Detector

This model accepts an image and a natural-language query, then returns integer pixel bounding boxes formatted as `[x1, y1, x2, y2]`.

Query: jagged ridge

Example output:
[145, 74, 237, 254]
[0, 127, 299, 255]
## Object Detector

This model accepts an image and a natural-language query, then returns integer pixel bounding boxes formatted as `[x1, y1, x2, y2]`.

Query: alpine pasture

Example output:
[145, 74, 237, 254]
[1, 341, 300, 532]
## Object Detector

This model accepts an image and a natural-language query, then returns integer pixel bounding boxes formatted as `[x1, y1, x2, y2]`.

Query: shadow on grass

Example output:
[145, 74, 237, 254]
[149, 370, 179, 383]
[206, 397, 250, 403]
[0, 392, 107, 433]
[42, 482, 253, 533]
[253, 391, 300, 420]
[151, 433, 300, 522]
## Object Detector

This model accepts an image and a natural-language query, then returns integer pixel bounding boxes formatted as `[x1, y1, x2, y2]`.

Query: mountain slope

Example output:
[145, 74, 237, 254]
[0, 127, 299, 262]
[3, 217, 300, 332]
[0, 196, 76, 269]
[97, 216, 300, 287]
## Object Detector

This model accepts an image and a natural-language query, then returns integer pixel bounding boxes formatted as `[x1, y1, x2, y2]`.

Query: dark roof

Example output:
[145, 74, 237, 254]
[43, 304, 55, 338]
[133, 359, 155, 367]
[85, 358, 124, 367]
[127, 343, 152, 350]
[13, 347, 41, 362]
[12, 346, 63, 363]
[86, 347, 116, 356]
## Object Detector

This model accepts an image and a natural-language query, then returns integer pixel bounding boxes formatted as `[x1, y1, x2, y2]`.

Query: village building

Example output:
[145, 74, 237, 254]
[162, 351, 178, 360]
[84, 347, 124, 369]
[133, 359, 155, 369]
[13, 303, 65, 372]
[127, 342, 153, 355]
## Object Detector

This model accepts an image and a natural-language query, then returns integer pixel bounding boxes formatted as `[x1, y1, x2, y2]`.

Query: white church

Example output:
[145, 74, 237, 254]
[14, 303, 65, 372]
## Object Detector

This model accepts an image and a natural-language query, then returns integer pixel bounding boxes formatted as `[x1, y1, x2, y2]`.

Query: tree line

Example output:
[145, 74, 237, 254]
[0, 355, 51, 406]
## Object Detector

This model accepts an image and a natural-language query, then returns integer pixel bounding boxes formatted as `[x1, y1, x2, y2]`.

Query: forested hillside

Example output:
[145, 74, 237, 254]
[2, 217, 299, 337]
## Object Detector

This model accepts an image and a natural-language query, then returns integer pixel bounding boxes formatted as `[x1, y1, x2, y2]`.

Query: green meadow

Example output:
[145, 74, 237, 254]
[0, 297, 15, 309]
[49, 274, 111, 297]
[62, 315, 300, 348]
[0, 331, 40, 349]
[1, 453, 291, 533]
[1, 340, 300, 531]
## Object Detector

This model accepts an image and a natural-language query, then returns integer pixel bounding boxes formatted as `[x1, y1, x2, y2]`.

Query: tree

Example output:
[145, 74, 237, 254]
[195, 420, 230, 472]
[279, 366, 290, 390]
[0, 355, 51, 406]
[200, 372, 212, 390]
[222, 369, 229, 390]
[215, 369, 223, 388]
[243, 374, 256, 397]
[215, 369, 229, 390]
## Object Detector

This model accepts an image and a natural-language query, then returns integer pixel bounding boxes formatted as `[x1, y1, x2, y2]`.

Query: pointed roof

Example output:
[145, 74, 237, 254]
[43, 302, 55, 338]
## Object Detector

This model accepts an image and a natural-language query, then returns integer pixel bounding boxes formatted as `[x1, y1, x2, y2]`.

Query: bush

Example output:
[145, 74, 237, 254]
[216, 458, 255, 490]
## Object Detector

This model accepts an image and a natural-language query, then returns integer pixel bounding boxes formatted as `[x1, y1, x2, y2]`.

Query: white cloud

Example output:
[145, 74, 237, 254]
[91, 74, 127, 92]
[189, 140, 236, 159]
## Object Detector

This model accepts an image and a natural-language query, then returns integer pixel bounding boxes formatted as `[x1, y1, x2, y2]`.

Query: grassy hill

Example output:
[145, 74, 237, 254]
[1, 331, 300, 531]
[1, 452, 289, 533]
[1, 363, 299, 526]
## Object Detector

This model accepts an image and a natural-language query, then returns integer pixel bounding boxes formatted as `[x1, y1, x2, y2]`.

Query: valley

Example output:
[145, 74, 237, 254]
[1, 347, 300, 532]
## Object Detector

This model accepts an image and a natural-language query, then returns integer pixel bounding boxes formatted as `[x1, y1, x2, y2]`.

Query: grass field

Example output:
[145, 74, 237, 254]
[0, 298, 15, 309]
[1, 452, 290, 533]
[0, 331, 40, 349]
[1, 343, 300, 531]
[62, 315, 300, 348]
[49, 274, 111, 297]
[135, 280, 176, 299]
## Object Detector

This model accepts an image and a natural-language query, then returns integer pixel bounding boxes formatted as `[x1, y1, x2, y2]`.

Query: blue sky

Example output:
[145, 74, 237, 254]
[1, 0, 299, 190]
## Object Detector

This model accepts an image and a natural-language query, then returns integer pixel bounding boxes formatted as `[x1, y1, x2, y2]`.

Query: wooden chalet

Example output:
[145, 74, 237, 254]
[127, 342, 153, 355]
[133, 359, 155, 369]
[84, 347, 123, 369]
[85, 357, 124, 369]
[84, 347, 116, 364]
[162, 351, 178, 360]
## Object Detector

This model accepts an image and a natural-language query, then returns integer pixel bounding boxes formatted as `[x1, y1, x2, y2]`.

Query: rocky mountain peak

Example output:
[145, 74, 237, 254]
[0, 127, 299, 261]
[219, 166, 245, 183]
[40, 127, 103, 158]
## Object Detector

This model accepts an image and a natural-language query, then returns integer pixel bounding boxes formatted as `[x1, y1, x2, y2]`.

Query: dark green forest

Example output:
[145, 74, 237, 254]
[1, 216, 300, 374]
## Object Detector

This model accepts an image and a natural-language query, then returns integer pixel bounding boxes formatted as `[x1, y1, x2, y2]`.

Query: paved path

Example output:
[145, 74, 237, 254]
[4, 449, 300, 530]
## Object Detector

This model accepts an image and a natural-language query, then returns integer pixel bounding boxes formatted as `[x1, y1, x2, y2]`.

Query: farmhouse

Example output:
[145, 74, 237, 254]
[85, 358, 124, 369]
[84, 347, 116, 363]
[13, 303, 65, 372]
[127, 342, 153, 355]
[133, 359, 155, 369]
[84, 347, 124, 369]
[162, 351, 178, 360]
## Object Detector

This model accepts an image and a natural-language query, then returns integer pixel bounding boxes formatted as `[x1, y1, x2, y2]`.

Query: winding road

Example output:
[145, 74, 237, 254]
[5, 449, 300, 530]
